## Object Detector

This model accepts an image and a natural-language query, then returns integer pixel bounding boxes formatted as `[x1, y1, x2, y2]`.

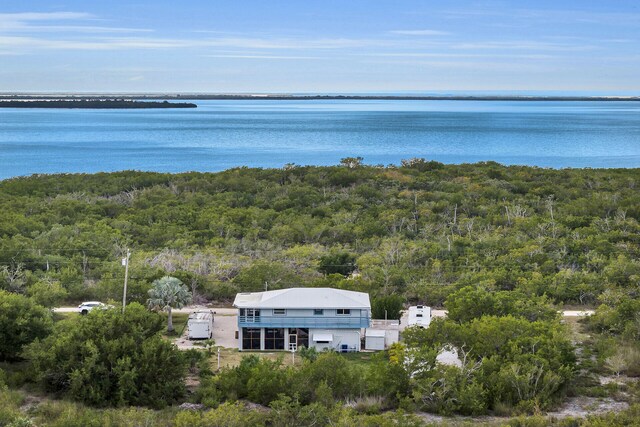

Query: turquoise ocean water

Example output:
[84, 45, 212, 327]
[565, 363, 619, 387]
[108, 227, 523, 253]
[1, 100, 639, 179]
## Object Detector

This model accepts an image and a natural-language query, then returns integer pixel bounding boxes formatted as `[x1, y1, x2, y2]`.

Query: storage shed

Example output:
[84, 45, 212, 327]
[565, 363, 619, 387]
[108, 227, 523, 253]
[365, 329, 386, 350]
[384, 329, 399, 347]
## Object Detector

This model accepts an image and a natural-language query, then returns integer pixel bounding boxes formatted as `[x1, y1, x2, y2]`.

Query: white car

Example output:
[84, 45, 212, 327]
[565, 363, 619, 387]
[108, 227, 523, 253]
[78, 301, 113, 315]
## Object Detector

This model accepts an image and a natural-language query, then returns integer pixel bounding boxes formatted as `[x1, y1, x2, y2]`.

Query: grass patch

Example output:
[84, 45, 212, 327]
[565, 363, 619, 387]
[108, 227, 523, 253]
[207, 348, 294, 369]
[563, 316, 591, 343]
[52, 312, 79, 322]
[204, 348, 377, 371]
[161, 312, 189, 338]
[341, 351, 376, 365]
[0, 361, 31, 388]
[203, 348, 310, 370]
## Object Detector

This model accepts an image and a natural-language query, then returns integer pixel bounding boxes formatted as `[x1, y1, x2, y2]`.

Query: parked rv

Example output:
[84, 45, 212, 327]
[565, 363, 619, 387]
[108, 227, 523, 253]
[407, 305, 431, 328]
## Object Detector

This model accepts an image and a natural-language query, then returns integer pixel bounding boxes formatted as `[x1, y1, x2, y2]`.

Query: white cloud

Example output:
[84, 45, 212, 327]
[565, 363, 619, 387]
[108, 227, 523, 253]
[442, 7, 640, 26]
[358, 52, 555, 60]
[390, 30, 450, 36]
[0, 11, 151, 34]
[205, 54, 322, 59]
[0, 12, 92, 21]
[201, 37, 380, 50]
[0, 36, 186, 50]
[0, 12, 393, 53]
[362, 58, 551, 72]
[0, 34, 385, 52]
[450, 41, 597, 52]
[8, 25, 153, 33]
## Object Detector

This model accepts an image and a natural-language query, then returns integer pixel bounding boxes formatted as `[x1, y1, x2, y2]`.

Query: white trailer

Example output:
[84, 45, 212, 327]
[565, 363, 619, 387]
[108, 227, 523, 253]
[188, 311, 214, 339]
[407, 305, 431, 328]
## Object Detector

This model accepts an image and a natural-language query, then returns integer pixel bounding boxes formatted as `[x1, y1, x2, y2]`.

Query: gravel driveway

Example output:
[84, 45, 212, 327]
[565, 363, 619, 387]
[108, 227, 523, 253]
[174, 308, 238, 349]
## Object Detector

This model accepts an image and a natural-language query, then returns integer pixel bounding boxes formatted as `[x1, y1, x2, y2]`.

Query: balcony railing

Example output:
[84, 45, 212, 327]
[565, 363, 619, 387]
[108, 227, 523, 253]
[238, 315, 370, 329]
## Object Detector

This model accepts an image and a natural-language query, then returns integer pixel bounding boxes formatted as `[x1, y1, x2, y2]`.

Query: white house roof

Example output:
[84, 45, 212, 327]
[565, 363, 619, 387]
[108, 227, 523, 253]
[233, 287, 371, 309]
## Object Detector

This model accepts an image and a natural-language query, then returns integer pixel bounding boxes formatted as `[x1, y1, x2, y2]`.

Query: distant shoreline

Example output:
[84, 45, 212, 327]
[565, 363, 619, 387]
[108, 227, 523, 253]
[1, 94, 639, 102]
[0, 99, 197, 109]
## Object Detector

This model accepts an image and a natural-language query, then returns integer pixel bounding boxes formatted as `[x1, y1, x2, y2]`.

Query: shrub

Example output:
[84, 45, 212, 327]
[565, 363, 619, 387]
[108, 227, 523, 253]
[25, 303, 186, 408]
[405, 315, 576, 413]
[445, 286, 557, 323]
[588, 300, 640, 339]
[318, 251, 356, 276]
[298, 346, 319, 362]
[0, 389, 26, 427]
[371, 294, 404, 320]
[7, 416, 34, 427]
[605, 345, 640, 377]
[26, 280, 68, 308]
[297, 352, 366, 401]
[0, 290, 53, 361]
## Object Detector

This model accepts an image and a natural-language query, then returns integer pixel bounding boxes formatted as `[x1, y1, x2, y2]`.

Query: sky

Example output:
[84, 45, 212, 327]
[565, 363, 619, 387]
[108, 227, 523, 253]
[1, 0, 639, 93]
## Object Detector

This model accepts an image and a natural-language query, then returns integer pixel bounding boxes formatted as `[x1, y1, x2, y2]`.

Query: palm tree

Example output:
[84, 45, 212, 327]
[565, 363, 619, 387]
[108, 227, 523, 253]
[147, 276, 192, 333]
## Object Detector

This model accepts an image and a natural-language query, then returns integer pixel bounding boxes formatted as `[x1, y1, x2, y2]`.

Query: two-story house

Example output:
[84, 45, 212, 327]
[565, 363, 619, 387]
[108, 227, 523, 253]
[233, 287, 371, 352]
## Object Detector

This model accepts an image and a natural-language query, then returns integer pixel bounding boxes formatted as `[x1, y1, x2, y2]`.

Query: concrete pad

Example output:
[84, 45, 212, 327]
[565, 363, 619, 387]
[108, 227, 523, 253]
[174, 310, 238, 350]
[211, 313, 238, 349]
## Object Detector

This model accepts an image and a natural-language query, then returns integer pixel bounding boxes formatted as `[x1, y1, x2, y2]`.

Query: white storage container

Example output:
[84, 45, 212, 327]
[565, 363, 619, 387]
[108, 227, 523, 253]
[188, 311, 214, 339]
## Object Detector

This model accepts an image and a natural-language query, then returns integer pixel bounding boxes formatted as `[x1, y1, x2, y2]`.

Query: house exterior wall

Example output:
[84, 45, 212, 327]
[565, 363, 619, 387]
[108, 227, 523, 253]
[237, 327, 361, 352]
[237, 309, 369, 352]
[310, 328, 361, 352]
[262, 308, 364, 317]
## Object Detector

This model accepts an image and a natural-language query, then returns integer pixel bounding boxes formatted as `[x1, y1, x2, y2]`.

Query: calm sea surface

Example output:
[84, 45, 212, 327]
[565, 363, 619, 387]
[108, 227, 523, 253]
[1, 100, 640, 179]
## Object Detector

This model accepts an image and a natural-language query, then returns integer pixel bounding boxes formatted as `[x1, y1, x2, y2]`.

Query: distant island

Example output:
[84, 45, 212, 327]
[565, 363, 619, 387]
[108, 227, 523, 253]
[159, 94, 640, 102]
[0, 99, 197, 109]
[1, 94, 639, 102]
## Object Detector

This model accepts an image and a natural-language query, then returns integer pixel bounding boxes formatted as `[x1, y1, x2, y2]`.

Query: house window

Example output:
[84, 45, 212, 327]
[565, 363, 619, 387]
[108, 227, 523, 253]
[337, 309, 351, 315]
[264, 328, 285, 350]
[314, 309, 324, 315]
[242, 328, 261, 350]
[273, 309, 286, 315]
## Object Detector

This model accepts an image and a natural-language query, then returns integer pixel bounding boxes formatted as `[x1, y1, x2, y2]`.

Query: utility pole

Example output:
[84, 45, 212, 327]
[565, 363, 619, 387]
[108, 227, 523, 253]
[122, 248, 131, 314]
